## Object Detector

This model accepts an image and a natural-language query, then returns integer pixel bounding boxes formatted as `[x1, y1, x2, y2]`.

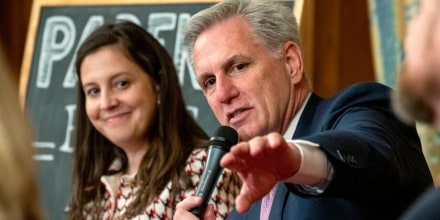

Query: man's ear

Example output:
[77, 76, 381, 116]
[283, 41, 304, 84]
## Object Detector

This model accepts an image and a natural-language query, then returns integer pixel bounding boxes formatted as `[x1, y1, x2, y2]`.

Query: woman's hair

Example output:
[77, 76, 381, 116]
[69, 21, 209, 219]
[0, 42, 44, 220]
[184, 0, 301, 63]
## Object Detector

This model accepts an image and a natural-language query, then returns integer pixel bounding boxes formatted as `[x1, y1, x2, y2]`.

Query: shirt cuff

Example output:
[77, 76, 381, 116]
[283, 139, 334, 195]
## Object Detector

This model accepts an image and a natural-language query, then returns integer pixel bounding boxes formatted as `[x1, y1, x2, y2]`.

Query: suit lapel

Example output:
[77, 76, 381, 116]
[267, 183, 289, 219]
[293, 93, 322, 138]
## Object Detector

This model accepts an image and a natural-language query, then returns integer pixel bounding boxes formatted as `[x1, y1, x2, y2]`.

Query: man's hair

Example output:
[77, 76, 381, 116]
[184, 0, 301, 64]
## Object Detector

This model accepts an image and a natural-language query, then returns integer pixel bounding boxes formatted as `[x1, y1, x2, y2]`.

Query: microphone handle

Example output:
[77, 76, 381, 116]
[190, 147, 226, 218]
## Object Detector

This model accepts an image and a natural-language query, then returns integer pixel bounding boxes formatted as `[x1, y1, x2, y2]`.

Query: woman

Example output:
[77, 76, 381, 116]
[68, 21, 240, 219]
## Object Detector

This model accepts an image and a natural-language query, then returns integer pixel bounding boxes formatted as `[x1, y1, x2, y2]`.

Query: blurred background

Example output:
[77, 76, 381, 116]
[2, 0, 440, 219]
[1, 0, 376, 98]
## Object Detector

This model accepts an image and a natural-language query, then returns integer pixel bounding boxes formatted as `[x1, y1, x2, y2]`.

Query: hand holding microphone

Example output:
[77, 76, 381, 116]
[190, 126, 238, 219]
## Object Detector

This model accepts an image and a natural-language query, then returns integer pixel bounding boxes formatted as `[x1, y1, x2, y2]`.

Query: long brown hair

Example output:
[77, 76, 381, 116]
[69, 21, 209, 219]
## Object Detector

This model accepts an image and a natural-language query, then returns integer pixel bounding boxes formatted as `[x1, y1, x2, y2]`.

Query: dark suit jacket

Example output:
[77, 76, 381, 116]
[400, 186, 440, 220]
[227, 82, 433, 220]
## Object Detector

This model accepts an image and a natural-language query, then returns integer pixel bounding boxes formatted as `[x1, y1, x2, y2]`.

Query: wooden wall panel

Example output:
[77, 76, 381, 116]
[311, 0, 375, 98]
[0, 0, 33, 84]
[339, 0, 374, 89]
[312, 0, 342, 97]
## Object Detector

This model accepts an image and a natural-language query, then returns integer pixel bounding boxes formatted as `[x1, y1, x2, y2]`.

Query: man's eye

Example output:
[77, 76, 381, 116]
[204, 78, 216, 89]
[232, 63, 246, 71]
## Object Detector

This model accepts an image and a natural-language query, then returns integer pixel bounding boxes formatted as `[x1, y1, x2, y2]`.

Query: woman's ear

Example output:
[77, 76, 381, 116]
[155, 84, 161, 104]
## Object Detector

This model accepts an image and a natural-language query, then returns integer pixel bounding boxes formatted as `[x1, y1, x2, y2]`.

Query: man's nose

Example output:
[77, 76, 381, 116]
[215, 75, 239, 104]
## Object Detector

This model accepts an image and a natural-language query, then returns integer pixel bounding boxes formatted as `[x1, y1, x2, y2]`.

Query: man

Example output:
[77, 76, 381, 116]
[391, 0, 440, 219]
[392, 0, 440, 130]
[176, 0, 433, 219]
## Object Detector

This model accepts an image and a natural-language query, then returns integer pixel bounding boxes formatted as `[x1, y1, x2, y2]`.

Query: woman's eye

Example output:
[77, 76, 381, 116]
[117, 80, 129, 88]
[86, 88, 99, 96]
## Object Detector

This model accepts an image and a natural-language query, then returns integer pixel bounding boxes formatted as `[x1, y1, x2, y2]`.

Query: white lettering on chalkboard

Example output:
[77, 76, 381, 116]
[37, 16, 75, 88]
[40, 13, 200, 90]
[174, 13, 201, 91]
[64, 16, 105, 88]
[59, 104, 76, 153]
[187, 105, 199, 119]
[33, 142, 56, 161]
[148, 13, 176, 46]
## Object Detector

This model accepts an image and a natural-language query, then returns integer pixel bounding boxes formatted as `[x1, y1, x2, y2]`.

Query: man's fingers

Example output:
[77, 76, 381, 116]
[176, 196, 202, 210]
[234, 193, 254, 213]
[203, 204, 217, 220]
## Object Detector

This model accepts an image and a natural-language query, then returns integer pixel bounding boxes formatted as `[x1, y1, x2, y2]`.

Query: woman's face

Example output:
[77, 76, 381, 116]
[80, 45, 158, 149]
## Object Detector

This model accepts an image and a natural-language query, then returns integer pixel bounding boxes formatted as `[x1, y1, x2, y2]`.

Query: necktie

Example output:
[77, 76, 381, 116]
[260, 185, 277, 220]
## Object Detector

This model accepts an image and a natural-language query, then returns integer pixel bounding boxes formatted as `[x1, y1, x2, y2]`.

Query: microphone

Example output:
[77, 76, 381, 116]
[190, 125, 238, 218]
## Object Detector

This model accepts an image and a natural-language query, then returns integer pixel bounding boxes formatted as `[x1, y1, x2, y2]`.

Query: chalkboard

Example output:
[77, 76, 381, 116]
[19, 0, 294, 219]
[20, 1, 220, 219]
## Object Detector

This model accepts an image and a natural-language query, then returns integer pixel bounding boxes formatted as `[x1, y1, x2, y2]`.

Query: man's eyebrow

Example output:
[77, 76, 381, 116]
[225, 55, 242, 65]
[222, 54, 247, 70]
[197, 71, 212, 84]
[197, 54, 247, 82]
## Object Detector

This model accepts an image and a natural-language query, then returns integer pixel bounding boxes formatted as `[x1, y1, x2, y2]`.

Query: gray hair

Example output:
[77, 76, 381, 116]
[184, 0, 302, 63]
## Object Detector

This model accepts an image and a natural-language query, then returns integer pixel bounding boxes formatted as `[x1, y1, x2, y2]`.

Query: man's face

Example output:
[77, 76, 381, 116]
[393, 0, 440, 129]
[192, 16, 303, 141]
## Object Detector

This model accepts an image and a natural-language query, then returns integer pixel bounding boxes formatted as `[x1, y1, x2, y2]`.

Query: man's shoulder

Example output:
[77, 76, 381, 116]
[331, 82, 390, 99]
[339, 81, 391, 95]
[317, 82, 392, 109]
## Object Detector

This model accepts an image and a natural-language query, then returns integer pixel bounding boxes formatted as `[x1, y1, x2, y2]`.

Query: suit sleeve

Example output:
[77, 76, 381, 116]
[288, 83, 432, 201]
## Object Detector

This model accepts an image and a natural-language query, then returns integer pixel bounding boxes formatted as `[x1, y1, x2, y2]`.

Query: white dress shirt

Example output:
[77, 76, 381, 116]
[283, 93, 334, 194]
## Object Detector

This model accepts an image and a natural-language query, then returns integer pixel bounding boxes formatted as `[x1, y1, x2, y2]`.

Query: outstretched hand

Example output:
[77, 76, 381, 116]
[220, 132, 302, 213]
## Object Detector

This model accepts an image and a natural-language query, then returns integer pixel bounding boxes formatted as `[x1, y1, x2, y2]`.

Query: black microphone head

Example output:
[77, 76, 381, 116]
[209, 126, 238, 151]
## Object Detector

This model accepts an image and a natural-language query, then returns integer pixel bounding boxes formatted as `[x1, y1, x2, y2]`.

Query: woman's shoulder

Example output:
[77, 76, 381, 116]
[189, 148, 208, 159]
[184, 148, 208, 174]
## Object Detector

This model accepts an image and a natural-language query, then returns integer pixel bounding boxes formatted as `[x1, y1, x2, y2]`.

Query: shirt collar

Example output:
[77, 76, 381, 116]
[283, 93, 311, 139]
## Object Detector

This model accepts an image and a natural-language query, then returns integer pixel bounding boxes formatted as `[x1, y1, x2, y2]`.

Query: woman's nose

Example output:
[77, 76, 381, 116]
[100, 90, 118, 109]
